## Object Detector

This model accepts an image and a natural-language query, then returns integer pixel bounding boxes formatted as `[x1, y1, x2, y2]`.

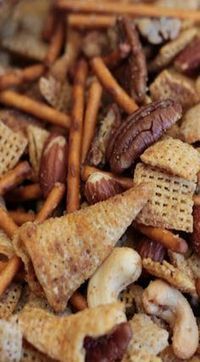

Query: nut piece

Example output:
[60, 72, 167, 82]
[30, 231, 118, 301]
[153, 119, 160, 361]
[135, 17, 181, 45]
[117, 17, 147, 104]
[136, 237, 166, 262]
[106, 99, 182, 174]
[174, 36, 200, 75]
[84, 172, 124, 205]
[150, 69, 199, 110]
[143, 279, 199, 360]
[84, 322, 132, 362]
[191, 206, 200, 256]
[39, 133, 67, 198]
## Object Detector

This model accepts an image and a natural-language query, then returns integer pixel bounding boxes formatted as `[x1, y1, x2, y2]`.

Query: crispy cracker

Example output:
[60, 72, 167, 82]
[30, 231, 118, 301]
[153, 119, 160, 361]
[0, 229, 14, 258]
[134, 163, 195, 232]
[150, 69, 199, 110]
[0, 283, 22, 319]
[120, 284, 145, 314]
[141, 137, 200, 181]
[187, 253, 200, 279]
[18, 303, 125, 362]
[165, 124, 181, 140]
[127, 313, 169, 355]
[168, 251, 194, 281]
[180, 103, 200, 144]
[123, 349, 162, 362]
[2, 32, 48, 61]
[39, 75, 71, 113]
[142, 258, 196, 295]
[14, 184, 151, 312]
[0, 319, 22, 361]
[150, 28, 198, 70]
[27, 125, 49, 177]
[0, 121, 27, 176]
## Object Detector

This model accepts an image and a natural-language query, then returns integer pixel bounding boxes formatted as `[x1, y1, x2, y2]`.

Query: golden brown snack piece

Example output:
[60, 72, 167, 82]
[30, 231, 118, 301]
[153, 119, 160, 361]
[159, 346, 200, 362]
[126, 313, 169, 356]
[180, 103, 200, 144]
[0, 318, 22, 362]
[14, 183, 151, 311]
[0, 229, 14, 258]
[123, 350, 162, 362]
[0, 282, 22, 319]
[134, 163, 196, 232]
[27, 125, 49, 178]
[0, 121, 27, 177]
[18, 303, 125, 362]
[150, 70, 199, 110]
[0, 162, 32, 196]
[142, 258, 196, 295]
[141, 137, 200, 181]
[21, 341, 55, 362]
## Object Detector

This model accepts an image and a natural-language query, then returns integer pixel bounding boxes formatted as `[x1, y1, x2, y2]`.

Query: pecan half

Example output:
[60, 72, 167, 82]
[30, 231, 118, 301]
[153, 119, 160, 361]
[174, 37, 200, 75]
[136, 236, 166, 262]
[88, 104, 121, 167]
[106, 99, 182, 174]
[117, 17, 147, 104]
[84, 322, 132, 362]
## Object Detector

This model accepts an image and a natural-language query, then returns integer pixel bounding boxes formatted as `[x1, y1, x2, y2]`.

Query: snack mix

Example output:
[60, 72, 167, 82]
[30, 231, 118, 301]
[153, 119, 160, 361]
[1, 0, 200, 361]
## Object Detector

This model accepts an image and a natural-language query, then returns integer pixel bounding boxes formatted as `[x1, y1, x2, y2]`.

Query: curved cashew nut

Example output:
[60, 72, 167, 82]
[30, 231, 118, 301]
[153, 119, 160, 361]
[87, 247, 142, 308]
[143, 279, 199, 360]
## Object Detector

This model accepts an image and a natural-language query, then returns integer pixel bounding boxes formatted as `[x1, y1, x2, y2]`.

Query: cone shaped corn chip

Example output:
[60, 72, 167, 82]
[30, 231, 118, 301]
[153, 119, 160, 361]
[14, 183, 151, 311]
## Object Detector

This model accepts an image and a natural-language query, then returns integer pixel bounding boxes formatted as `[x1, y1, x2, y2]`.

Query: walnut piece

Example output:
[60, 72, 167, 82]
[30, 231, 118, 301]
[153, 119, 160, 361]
[106, 99, 182, 174]
[174, 36, 200, 74]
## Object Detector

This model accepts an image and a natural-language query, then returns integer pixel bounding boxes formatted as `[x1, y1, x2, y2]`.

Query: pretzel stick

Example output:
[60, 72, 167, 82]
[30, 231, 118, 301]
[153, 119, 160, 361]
[56, 0, 200, 21]
[67, 60, 88, 213]
[0, 261, 8, 273]
[134, 223, 188, 254]
[9, 211, 35, 225]
[0, 90, 70, 128]
[103, 45, 131, 68]
[0, 162, 32, 196]
[70, 291, 88, 311]
[0, 208, 18, 239]
[0, 64, 46, 91]
[6, 184, 42, 203]
[91, 57, 138, 114]
[81, 80, 102, 163]
[67, 14, 116, 29]
[193, 194, 200, 206]
[81, 165, 133, 189]
[36, 183, 65, 223]
[45, 19, 65, 66]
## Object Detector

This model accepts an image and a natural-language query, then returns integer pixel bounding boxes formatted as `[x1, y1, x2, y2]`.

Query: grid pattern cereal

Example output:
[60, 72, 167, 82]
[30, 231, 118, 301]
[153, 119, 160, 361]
[0, 121, 27, 176]
[0, 283, 22, 319]
[134, 163, 195, 232]
[142, 258, 196, 295]
[180, 103, 200, 144]
[141, 137, 200, 181]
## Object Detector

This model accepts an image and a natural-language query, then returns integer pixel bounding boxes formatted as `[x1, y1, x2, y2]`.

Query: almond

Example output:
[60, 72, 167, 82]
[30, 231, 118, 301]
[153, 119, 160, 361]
[191, 205, 200, 256]
[136, 236, 166, 262]
[84, 172, 124, 205]
[39, 133, 67, 198]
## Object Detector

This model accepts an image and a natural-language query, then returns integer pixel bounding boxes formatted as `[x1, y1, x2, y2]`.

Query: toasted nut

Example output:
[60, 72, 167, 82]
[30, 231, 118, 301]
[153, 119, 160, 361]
[136, 237, 166, 262]
[143, 279, 199, 359]
[174, 36, 200, 74]
[106, 99, 182, 174]
[87, 247, 142, 307]
[84, 172, 124, 204]
[39, 133, 67, 198]
[191, 206, 200, 256]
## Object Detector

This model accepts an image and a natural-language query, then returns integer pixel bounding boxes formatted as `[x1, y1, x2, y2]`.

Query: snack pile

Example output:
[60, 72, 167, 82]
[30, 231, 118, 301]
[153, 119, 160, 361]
[0, 0, 200, 361]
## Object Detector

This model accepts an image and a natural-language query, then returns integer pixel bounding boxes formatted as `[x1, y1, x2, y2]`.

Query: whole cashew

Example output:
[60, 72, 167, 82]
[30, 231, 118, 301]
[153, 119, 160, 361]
[87, 247, 142, 308]
[143, 279, 199, 360]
